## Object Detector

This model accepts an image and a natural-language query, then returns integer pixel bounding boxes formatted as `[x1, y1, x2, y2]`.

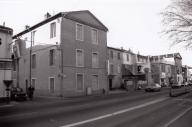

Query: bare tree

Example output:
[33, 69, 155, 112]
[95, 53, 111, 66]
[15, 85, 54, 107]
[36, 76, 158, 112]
[162, 0, 192, 48]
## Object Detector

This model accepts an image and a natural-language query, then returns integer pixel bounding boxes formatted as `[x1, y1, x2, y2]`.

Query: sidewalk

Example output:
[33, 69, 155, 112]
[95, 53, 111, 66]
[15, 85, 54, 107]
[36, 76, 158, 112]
[0, 88, 152, 107]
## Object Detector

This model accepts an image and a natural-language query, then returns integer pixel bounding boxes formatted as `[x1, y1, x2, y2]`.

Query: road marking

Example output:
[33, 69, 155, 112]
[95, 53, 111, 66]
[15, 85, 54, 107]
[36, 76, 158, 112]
[173, 98, 192, 102]
[0, 104, 14, 108]
[60, 97, 168, 127]
[164, 106, 192, 127]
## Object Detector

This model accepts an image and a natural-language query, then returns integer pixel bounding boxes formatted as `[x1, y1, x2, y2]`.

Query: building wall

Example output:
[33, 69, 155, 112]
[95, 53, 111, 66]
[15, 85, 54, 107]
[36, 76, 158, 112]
[20, 18, 61, 47]
[0, 27, 12, 98]
[60, 17, 108, 96]
[0, 31, 12, 58]
[16, 45, 61, 96]
[14, 12, 108, 97]
[151, 62, 176, 86]
[107, 48, 123, 89]
[122, 52, 134, 65]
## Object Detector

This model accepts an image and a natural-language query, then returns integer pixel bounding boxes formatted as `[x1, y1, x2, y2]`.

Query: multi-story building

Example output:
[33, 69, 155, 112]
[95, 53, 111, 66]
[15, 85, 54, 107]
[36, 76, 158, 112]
[0, 25, 13, 99]
[150, 53, 182, 86]
[12, 10, 108, 97]
[107, 47, 150, 90]
[121, 49, 137, 90]
[150, 58, 174, 86]
[135, 54, 151, 88]
[107, 47, 123, 90]
[182, 65, 192, 83]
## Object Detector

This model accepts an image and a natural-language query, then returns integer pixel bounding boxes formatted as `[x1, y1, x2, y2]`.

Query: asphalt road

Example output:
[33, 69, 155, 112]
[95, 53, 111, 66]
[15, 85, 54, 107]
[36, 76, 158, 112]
[0, 87, 192, 127]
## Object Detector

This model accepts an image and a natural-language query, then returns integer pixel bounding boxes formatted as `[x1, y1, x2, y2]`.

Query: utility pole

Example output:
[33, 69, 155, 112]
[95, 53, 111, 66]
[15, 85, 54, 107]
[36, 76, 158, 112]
[29, 32, 32, 87]
[29, 31, 35, 87]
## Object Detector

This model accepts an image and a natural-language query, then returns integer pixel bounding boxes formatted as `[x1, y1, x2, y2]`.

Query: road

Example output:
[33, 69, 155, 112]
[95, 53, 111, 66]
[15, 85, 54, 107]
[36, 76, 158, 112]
[0, 87, 192, 127]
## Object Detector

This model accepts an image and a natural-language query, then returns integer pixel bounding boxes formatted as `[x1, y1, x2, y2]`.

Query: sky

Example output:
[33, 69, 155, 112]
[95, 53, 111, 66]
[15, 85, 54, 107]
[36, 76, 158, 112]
[0, 0, 191, 66]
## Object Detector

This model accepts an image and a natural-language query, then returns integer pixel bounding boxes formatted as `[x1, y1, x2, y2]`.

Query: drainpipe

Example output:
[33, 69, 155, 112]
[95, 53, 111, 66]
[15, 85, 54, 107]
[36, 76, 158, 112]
[59, 18, 64, 97]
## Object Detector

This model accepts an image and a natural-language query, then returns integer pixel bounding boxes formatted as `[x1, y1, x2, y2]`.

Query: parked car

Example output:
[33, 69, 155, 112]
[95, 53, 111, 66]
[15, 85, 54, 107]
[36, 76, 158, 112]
[10, 87, 27, 101]
[171, 84, 182, 89]
[145, 83, 161, 92]
[188, 80, 192, 86]
[161, 82, 168, 87]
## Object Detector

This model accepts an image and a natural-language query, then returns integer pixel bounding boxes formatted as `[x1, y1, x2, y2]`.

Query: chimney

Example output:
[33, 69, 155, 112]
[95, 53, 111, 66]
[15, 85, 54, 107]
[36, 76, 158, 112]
[44, 12, 51, 19]
[25, 25, 30, 30]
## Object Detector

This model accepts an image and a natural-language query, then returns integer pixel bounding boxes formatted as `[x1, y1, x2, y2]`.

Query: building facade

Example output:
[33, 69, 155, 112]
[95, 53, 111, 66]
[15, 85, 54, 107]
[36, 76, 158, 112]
[150, 53, 182, 86]
[0, 25, 13, 99]
[107, 47, 123, 90]
[13, 10, 108, 97]
[121, 50, 137, 90]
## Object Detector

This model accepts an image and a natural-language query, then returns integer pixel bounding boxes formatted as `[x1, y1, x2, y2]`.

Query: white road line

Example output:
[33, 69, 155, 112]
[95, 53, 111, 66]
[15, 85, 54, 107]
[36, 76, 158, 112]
[61, 97, 168, 127]
[164, 106, 192, 127]
[0, 104, 14, 108]
[0, 111, 39, 119]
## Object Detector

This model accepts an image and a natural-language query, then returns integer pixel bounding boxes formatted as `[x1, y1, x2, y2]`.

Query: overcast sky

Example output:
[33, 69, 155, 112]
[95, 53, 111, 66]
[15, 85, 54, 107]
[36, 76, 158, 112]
[0, 0, 191, 66]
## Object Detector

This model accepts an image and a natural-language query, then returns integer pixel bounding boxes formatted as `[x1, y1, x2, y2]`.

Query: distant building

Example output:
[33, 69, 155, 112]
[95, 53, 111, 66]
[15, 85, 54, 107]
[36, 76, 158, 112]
[0, 25, 13, 99]
[121, 49, 137, 90]
[182, 65, 192, 83]
[107, 47, 123, 90]
[107, 47, 150, 90]
[150, 53, 182, 86]
[13, 10, 108, 97]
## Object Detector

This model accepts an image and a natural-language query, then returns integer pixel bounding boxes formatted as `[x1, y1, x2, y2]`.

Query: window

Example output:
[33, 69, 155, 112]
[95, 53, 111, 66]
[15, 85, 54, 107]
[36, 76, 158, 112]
[110, 50, 113, 59]
[50, 22, 56, 38]
[92, 75, 99, 90]
[91, 29, 98, 44]
[76, 73, 84, 91]
[76, 49, 84, 67]
[168, 67, 171, 73]
[49, 49, 55, 66]
[92, 52, 99, 68]
[127, 54, 129, 61]
[32, 54, 36, 69]
[31, 78, 36, 88]
[76, 23, 84, 41]
[49, 77, 55, 93]
[0, 62, 12, 69]
[117, 52, 121, 60]
[12, 60, 16, 71]
[110, 64, 114, 74]
[117, 64, 121, 73]
[161, 64, 165, 72]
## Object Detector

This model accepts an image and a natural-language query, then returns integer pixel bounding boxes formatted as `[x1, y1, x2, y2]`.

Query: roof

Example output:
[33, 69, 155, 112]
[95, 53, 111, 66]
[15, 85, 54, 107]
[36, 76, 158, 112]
[0, 25, 13, 35]
[0, 58, 12, 62]
[150, 53, 182, 59]
[137, 54, 148, 59]
[107, 46, 135, 54]
[107, 46, 124, 52]
[13, 10, 108, 39]
[29, 44, 57, 52]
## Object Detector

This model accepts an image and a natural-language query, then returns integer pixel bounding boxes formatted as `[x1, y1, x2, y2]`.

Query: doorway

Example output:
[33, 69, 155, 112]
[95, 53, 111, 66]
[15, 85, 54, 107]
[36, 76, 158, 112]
[25, 80, 28, 92]
[109, 79, 113, 90]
